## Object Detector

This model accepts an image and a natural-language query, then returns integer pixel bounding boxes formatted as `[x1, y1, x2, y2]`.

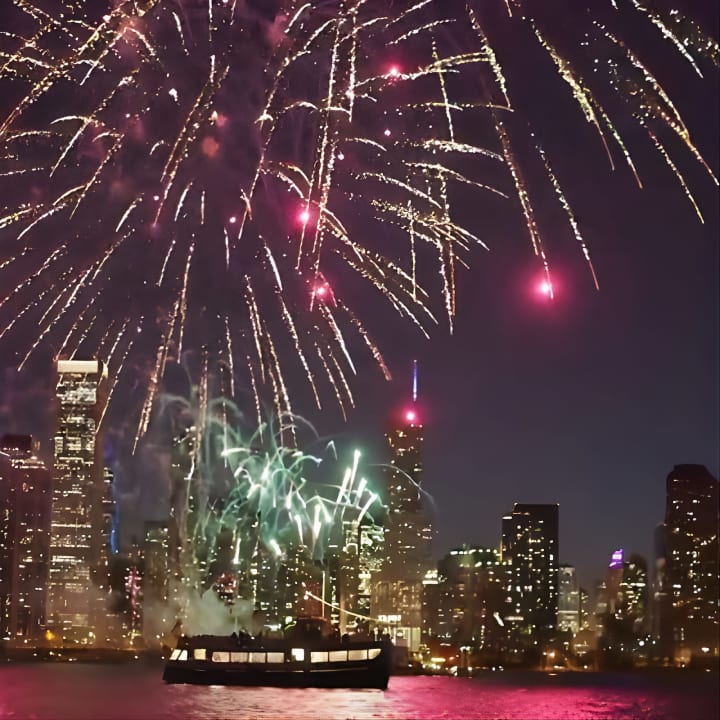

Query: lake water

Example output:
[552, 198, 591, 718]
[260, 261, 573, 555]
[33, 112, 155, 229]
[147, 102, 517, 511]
[0, 664, 717, 719]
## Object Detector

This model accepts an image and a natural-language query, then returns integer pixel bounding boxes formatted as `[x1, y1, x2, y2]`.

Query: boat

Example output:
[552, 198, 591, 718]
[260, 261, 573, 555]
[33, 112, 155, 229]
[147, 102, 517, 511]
[163, 617, 392, 689]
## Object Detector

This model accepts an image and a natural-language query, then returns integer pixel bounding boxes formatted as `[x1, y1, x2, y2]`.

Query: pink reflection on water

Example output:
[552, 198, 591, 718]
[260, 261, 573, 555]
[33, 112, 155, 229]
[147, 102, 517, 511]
[0, 667, 717, 720]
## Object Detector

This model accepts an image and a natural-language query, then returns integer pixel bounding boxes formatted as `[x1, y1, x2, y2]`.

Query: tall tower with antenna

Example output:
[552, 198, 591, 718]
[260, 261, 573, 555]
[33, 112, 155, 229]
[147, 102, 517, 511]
[373, 361, 432, 652]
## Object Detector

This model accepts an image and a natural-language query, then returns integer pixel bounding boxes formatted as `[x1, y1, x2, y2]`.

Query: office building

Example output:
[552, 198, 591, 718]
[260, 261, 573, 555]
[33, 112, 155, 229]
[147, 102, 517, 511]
[557, 564, 580, 633]
[0, 435, 51, 641]
[374, 376, 432, 652]
[621, 554, 648, 634]
[502, 503, 559, 634]
[381, 407, 432, 582]
[338, 520, 384, 632]
[47, 359, 108, 640]
[664, 465, 719, 659]
[142, 522, 172, 642]
[429, 546, 508, 650]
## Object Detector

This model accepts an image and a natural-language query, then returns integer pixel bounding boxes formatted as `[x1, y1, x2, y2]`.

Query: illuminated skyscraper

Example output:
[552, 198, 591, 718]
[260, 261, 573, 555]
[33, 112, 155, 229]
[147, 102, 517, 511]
[429, 546, 508, 649]
[141, 521, 172, 642]
[557, 564, 580, 633]
[606, 549, 625, 617]
[374, 364, 432, 651]
[502, 503, 559, 634]
[47, 360, 108, 639]
[380, 365, 432, 581]
[663, 465, 719, 659]
[339, 519, 384, 632]
[0, 435, 51, 640]
[620, 554, 648, 634]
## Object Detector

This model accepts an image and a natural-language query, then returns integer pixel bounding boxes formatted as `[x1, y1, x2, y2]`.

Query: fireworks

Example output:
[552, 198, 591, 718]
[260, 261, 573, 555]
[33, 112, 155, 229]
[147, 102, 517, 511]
[0, 1, 717, 429]
[152, 391, 381, 593]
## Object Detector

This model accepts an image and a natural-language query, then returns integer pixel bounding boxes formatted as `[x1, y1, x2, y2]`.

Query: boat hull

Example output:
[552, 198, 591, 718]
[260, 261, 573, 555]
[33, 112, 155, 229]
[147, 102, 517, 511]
[163, 662, 390, 689]
[163, 632, 392, 689]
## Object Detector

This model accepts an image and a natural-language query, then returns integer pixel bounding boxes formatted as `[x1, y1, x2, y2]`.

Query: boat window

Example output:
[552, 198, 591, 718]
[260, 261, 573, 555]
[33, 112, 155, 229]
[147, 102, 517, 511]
[230, 652, 248, 663]
[193, 649, 207, 660]
[329, 651, 347, 662]
[213, 652, 230, 663]
[348, 649, 367, 661]
[291, 648, 305, 662]
[178, 650, 188, 661]
[170, 649, 182, 661]
[266, 652, 284, 664]
[311, 651, 329, 663]
[249, 652, 266, 663]
[368, 648, 382, 660]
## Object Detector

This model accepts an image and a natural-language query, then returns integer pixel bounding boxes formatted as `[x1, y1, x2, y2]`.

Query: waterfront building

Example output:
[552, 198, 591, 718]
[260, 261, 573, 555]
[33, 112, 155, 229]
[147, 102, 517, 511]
[0, 435, 51, 641]
[653, 522, 673, 660]
[339, 520, 384, 632]
[599, 549, 650, 663]
[374, 375, 432, 652]
[594, 580, 608, 627]
[557, 564, 580, 633]
[579, 587, 590, 630]
[606, 549, 625, 616]
[267, 543, 326, 627]
[46, 359, 108, 641]
[249, 542, 278, 623]
[502, 504, 559, 635]
[429, 546, 508, 651]
[141, 521, 173, 643]
[143, 522, 170, 603]
[620, 554, 648, 634]
[381, 408, 432, 582]
[663, 464, 719, 660]
[421, 568, 440, 642]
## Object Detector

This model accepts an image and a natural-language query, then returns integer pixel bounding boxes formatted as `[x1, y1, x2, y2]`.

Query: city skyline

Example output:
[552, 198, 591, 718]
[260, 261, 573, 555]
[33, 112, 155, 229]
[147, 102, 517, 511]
[3, 408, 717, 664]
[0, 353, 714, 598]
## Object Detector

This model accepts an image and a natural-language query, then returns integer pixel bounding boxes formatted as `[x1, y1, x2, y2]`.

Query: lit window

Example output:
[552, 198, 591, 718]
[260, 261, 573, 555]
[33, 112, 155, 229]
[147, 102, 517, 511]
[311, 651, 329, 663]
[193, 649, 206, 660]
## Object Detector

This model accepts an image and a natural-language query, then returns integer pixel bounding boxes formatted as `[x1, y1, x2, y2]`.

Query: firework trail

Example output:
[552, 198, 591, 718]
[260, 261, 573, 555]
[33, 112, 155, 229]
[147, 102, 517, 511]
[0, 1, 716, 429]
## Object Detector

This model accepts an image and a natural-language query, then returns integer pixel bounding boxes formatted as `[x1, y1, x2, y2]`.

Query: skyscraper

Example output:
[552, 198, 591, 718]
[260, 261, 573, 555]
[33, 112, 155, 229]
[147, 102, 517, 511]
[47, 360, 108, 640]
[620, 554, 648, 635]
[663, 464, 719, 660]
[429, 546, 508, 650]
[373, 364, 432, 652]
[557, 564, 580, 634]
[0, 435, 51, 641]
[502, 503, 559, 634]
[381, 407, 432, 582]
[142, 521, 172, 642]
[338, 519, 383, 632]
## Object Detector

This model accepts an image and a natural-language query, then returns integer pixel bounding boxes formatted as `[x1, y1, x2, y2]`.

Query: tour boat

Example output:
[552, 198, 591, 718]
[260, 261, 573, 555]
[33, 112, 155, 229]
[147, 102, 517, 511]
[163, 617, 392, 689]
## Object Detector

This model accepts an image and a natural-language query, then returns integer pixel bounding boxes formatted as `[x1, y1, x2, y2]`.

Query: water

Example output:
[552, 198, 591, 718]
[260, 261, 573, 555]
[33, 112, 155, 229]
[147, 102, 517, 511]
[0, 664, 717, 719]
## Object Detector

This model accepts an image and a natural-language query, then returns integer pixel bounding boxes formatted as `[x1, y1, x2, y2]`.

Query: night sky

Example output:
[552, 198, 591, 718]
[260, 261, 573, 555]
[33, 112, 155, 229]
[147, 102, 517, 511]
[0, 1, 718, 594]
[308, 1, 720, 591]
